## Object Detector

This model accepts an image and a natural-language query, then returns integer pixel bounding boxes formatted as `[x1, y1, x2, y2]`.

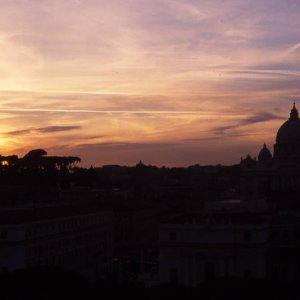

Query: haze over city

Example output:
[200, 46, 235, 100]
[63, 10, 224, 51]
[1, 0, 300, 166]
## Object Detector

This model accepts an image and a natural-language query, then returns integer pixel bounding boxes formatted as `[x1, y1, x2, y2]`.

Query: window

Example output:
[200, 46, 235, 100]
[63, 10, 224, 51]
[170, 268, 178, 284]
[244, 270, 252, 279]
[1, 232, 7, 239]
[169, 232, 177, 241]
[243, 231, 251, 241]
[271, 230, 279, 239]
[204, 262, 215, 281]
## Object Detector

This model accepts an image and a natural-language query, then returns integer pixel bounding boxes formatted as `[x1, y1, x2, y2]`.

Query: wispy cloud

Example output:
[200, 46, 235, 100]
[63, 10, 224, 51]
[6, 129, 32, 136]
[75, 141, 180, 150]
[241, 112, 285, 125]
[6, 125, 81, 136]
[185, 132, 269, 142]
[211, 112, 285, 135]
[0, 0, 299, 165]
[36, 126, 81, 133]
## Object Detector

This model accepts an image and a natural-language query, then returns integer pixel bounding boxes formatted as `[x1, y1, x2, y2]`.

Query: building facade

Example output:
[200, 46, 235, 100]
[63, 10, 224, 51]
[159, 213, 269, 286]
[159, 103, 300, 286]
[0, 206, 113, 281]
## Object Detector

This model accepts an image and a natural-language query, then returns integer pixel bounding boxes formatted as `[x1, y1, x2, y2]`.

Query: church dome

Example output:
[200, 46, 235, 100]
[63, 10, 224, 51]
[276, 103, 300, 144]
[274, 102, 300, 162]
[258, 143, 272, 162]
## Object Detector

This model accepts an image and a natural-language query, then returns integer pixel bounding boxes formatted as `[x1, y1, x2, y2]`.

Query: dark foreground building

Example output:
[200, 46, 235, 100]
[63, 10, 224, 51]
[240, 102, 300, 208]
[159, 103, 300, 285]
[0, 205, 113, 281]
[1, 104, 300, 293]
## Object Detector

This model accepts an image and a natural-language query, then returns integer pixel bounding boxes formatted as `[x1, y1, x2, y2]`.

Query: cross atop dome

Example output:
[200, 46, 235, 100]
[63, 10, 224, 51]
[290, 101, 299, 119]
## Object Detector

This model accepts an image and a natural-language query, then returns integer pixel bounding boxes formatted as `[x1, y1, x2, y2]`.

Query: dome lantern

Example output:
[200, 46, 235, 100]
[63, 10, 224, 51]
[290, 101, 299, 120]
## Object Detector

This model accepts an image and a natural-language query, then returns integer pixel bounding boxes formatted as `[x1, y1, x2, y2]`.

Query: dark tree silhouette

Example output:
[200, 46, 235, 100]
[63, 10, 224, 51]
[0, 149, 81, 183]
[14, 149, 81, 174]
[23, 149, 47, 158]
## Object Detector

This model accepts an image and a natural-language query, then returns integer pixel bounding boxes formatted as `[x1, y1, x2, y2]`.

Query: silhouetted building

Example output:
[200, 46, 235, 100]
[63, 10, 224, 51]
[240, 103, 300, 208]
[159, 212, 269, 285]
[112, 207, 158, 283]
[274, 102, 300, 161]
[268, 211, 300, 282]
[0, 206, 113, 281]
[159, 103, 300, 285]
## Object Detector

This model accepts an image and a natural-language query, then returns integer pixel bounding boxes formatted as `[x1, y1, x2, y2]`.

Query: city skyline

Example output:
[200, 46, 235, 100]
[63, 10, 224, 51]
[0, 0, 300, 166]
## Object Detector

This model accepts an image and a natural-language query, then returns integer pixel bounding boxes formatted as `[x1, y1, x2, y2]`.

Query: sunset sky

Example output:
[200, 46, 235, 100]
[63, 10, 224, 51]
[0, 0, 300, 166]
